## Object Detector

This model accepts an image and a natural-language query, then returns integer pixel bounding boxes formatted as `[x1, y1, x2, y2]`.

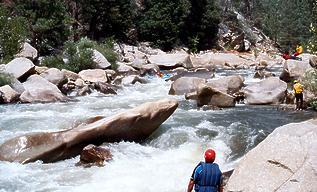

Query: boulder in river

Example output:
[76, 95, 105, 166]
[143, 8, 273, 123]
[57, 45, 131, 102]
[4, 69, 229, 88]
[226, 119, 317, 192]
[76, 144, 112, 167]
[20, 75, 69, 103]
[0, 99, 178, 163]
[243, 77, 287, 105]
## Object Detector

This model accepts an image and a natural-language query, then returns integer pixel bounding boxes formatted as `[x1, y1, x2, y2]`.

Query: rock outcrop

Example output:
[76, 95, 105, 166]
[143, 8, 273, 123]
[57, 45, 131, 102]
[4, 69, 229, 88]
[226, 119, 317, 192]
[0, 99, 178, 163]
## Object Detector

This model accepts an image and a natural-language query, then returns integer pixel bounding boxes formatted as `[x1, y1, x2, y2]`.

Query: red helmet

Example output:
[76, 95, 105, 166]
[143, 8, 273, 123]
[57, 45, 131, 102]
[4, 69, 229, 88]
[204, 149, 216, 163]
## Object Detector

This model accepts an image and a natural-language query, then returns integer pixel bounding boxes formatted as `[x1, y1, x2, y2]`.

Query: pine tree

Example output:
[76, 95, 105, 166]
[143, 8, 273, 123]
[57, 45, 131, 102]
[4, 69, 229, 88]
[0, 5, 27, 63]
[10, 0, 70, 55]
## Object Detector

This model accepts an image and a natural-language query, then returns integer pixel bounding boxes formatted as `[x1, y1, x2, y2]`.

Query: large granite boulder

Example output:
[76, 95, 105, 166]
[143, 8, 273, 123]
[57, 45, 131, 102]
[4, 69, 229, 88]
[209, 53, 250, 68]
[149, 53, 193, 69]
[226, 119, 317, 192]
[20, 75, 69, 103]
[187, 85, 235, 107]
[280, 59, 313, 82]
[5, 58, 36, 81]
[206, 75, 244, 94]
[78, 69, 109, 83]
[169, 77, 206, 95]
[15, 42, 38, 60]
[40, 68, 67, 88]
[0, 99, 178, 163]
[243, 77, 287, 105]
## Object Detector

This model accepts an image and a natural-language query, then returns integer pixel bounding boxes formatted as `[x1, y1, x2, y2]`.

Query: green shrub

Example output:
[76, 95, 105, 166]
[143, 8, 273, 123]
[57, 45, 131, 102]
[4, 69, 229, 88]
[93, 38, 118, 69]
[0, 6, 28, 63]
[41, 56, 65, 70]
[0, 72, 14, 86]
[42, 38, 118, 72]
[63, 39, 94, 73]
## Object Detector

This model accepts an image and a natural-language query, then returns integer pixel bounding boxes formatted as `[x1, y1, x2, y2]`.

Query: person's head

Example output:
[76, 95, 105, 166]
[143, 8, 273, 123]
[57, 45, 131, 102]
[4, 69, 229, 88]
[293, 80, 299, 84]
[204, 149, 216, 163]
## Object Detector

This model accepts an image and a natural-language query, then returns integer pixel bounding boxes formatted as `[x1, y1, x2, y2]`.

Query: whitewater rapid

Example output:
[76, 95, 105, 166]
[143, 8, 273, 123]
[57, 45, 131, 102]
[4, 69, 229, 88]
[0, 74, 315, 192]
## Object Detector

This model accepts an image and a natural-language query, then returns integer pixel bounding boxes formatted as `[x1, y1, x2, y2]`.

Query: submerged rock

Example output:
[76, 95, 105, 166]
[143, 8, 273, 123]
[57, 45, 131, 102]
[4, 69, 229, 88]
[0, 99, 178, 163]
[76, 144, 112, 167]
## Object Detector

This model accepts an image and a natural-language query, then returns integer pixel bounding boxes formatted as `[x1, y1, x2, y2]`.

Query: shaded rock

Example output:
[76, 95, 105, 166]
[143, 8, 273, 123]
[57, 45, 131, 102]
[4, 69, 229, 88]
[9, 77, 25, 94]
[254, 70, 275, 79]
[0, 99, 178, 163]
[61, 81, 76, 95]
[79, 69, 109, 83]
[77, 85, 92, 96]
[77, 144, 112, 167]
[0, 85, 19, 103]
[285, 92, 295, 104]
[93, 49, 111, 69]
[226, 119, 317, 192]
[196, 85, 235, 107]
[122, 75, 148, 85]
[40, 68, 67, 88]
[5, 58, 36, 81]
[149, 53, 193, 69]
[279, 69, 291, 82]
[169, 77, 206, 95]
[20, 75, 69, 103]
[16, 42, 38, 60]
[94, 82, 118, 95]
[243, 77, 287, 105]
[309, 55, 317, 68]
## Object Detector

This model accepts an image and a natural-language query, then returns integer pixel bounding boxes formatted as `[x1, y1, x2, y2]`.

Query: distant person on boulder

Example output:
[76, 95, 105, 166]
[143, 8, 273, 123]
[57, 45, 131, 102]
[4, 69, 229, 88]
[293, 44, 303, 56]
[187, 149, 223, 192]
[282, 51, 301, 61]
[293, 80, 304, 110]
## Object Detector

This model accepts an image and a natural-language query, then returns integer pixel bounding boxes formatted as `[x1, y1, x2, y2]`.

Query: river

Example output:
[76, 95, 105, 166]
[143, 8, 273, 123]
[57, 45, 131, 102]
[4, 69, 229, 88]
[0, 70, 316, 192]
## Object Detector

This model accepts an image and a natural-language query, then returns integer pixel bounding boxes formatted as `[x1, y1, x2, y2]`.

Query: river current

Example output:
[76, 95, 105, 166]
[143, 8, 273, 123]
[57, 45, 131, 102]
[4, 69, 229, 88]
[0, 70, 316, 192]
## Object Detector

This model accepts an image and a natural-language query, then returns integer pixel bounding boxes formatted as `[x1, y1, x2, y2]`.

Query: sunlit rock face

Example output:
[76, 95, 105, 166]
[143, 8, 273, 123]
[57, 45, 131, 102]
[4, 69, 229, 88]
[0, 99, 178, 163]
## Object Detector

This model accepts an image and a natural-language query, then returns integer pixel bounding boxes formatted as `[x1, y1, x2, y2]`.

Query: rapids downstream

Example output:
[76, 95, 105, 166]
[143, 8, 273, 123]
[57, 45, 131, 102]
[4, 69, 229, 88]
[0, 70, 316, 192]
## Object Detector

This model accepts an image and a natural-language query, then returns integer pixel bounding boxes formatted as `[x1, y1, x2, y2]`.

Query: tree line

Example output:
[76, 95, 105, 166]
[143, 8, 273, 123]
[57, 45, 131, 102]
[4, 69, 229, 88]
[1, 0, 316, 64]
[0, 0, 220, 62]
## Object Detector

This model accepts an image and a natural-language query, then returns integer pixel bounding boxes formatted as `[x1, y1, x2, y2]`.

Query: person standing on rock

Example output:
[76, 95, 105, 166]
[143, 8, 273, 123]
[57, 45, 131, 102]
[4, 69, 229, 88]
[293, 80, 304, 110]
[187, 149, 223, 192]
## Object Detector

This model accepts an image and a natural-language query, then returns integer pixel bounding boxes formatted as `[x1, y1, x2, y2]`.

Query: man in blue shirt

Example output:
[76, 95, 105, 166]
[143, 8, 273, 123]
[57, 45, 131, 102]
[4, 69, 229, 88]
[187, 149, 223, 192]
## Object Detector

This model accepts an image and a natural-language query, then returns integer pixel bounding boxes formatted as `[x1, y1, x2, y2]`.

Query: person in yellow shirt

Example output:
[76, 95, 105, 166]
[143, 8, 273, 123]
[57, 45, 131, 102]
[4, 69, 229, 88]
[293, 44, 303, 56]
[293, 80, 304, 110]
